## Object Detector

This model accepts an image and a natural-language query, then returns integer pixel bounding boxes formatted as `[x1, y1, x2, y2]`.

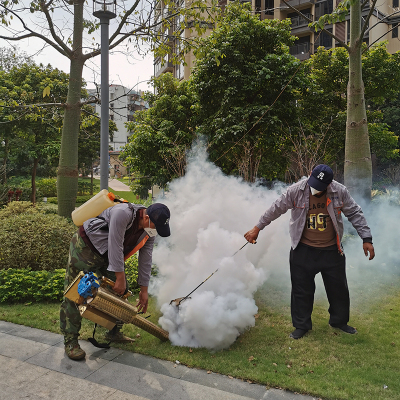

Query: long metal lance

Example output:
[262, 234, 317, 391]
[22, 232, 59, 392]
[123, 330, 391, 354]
[175, 241, 256, 306]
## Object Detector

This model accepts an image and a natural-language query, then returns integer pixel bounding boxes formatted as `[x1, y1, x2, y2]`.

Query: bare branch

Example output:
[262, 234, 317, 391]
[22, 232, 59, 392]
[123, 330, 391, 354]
[0, 4, 70, 57]
[39, 0, 72, 56]
[360, 0, 378, 41]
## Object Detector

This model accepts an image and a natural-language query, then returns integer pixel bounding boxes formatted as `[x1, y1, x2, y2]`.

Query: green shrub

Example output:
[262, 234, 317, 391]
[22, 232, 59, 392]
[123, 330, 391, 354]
[124, 253, 158, 293]
[36, 178, 57, 197]
[77, 181, 95, 195]
[0, 268, 65, 303]
[0, 201, 39, 218]
[0, 212, 76, 271]
[125, 254, 140, 292]
[46, 195, 94, 205]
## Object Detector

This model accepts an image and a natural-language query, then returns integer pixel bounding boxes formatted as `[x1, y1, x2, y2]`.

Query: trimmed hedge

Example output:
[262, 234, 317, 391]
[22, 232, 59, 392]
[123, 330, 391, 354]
[0, 268, 65, 303]
[0, 208, 76, 271]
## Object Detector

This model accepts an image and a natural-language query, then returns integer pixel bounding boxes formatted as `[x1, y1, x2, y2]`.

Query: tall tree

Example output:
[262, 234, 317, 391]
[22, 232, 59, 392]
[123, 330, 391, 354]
[0, 0, 215, 216]
[297, 44, 400, 178]
[192, 2, 308, 181]
[120, 72, 198, 195]
[282, 0, 383, 199]
[0, 62, 69, 203]
[79, 106, 117, 193]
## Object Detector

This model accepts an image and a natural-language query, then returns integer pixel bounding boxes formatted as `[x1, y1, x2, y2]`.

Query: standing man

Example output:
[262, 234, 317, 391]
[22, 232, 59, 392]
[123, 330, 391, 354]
[60, 202, 171, 360]
[244, 165, 375, 339]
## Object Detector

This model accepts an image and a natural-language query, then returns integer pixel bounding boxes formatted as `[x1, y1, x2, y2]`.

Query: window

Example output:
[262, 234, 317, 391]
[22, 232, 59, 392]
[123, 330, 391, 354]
[264, 0, 274, 15]
[110, 114, 114, 121]
[394, 0, 399, 8]
[393, 24, 399, 38]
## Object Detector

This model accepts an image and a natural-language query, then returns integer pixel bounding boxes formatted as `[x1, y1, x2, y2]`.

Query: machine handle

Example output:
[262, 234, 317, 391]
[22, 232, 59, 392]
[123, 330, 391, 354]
[101, 276, 132, 299]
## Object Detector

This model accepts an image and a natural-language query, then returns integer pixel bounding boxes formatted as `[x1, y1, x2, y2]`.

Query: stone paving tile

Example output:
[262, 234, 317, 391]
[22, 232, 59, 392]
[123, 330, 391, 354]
[180, 367, 267, 399]
[86, 360, 183, 400]
[27, 340, 111, 379]
[0, 332, 50, 361]
[6, 324, 63, 345]
[159, 378, 258, 400]
[114, 351, 188, 379]
[0, 354, 49, 389]
[0, 320, 20, 333]
[263, 388, 319, 400]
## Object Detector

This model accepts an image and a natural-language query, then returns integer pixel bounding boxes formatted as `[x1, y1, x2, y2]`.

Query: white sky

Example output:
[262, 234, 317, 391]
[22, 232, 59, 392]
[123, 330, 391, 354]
[17, 36, 155, 93]
[1, 1, 155, 93]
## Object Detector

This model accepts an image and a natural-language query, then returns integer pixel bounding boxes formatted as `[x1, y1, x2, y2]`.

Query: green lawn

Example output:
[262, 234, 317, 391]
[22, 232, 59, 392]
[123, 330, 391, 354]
[1, 267, 399, 400]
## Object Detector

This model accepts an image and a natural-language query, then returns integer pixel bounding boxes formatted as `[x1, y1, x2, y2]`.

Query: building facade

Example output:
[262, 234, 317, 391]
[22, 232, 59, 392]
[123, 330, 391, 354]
[88, 84, 148, 151]
[154, 0, 400, 78]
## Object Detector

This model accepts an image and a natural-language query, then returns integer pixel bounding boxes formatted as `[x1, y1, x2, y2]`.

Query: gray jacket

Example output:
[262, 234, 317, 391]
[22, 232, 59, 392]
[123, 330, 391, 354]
[83, 203, 155, 286]
[256, 179, 372, 252]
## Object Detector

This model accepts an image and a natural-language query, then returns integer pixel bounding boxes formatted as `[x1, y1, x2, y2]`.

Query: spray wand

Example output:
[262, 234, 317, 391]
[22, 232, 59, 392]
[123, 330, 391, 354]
[170, 240, 256, 307]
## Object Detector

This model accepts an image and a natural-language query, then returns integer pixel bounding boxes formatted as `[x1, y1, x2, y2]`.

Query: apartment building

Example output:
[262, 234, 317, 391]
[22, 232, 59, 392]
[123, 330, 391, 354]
[154, 0, 400, 77]
[88, 84, 148, 177]
[88, 84, 148, 151]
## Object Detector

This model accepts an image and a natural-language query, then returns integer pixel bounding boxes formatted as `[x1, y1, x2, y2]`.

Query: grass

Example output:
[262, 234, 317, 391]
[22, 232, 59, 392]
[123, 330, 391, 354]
[1, 269, 399, 400]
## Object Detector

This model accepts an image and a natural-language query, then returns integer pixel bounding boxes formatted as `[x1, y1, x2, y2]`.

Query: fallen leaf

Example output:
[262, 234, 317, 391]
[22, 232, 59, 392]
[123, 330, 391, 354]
[273, 363, 277, 366]
[287, 365, 291, 368]
[254, 314, 259, 319]
[207, 371, 211, 374]
[189, 348, 193, 352]
[248, 356, 254, 361]
[136, 334, 141, 338]
[228, 376, 233, 379]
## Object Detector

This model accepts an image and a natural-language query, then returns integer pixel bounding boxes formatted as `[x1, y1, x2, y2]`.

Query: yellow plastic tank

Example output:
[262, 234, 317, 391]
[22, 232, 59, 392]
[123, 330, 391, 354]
[71, 189, 116, 227]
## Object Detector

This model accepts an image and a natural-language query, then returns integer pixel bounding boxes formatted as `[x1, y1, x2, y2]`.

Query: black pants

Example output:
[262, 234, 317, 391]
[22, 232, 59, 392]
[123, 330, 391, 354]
[289, 243, 349, 330]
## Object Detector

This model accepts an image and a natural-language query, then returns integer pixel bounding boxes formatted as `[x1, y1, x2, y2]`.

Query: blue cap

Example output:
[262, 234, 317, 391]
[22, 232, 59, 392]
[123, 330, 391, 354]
[308, 164, 333, 191]
[147, 203, 171, 237]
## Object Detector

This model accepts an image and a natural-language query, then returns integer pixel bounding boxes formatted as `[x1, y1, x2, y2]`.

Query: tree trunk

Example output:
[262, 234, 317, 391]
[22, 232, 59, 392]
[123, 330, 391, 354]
[31, 157, 38, 205]
[57, 0, 85, 217]
[90, 161, 94, 195]
[2, 137, 9, 184]
[344, 0, 372, 200]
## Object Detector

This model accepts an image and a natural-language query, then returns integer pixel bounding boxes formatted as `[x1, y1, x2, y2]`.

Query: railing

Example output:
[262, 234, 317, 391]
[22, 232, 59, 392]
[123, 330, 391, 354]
[289, 41, 311, 56]
[290, 13, 313, 28]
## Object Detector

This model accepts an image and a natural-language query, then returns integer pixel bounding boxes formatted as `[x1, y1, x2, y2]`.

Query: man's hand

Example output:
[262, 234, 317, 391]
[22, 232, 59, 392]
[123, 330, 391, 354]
[244, 226, 260, 244]
[136, 286, 148, 313]
[114, 271, 127, 295]
[363, 242, 375, 260]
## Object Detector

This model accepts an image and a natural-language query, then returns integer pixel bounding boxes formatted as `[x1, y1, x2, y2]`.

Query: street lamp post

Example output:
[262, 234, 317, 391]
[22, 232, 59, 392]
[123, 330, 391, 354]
[93, 0, 117, 190]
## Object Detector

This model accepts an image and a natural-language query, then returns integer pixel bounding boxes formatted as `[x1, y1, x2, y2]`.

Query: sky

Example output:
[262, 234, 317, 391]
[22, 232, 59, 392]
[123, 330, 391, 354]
[0, 2, 156, 93]
[17, 36, 155, 93]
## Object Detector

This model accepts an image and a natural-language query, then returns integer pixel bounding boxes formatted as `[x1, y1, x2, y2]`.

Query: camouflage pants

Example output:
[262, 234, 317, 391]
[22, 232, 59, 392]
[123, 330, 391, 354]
[60, 230, 114, 344]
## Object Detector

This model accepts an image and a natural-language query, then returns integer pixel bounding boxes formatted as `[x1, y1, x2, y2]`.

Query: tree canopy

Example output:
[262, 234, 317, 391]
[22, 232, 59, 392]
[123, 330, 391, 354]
[192, 2, 309, 181]
[120, 72, 198, 195]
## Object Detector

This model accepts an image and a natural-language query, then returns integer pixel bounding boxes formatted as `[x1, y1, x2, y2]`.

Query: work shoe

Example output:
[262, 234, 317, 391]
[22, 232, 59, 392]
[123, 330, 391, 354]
[289, 328, 309, 339]
[65, 340, 86, 360]
[105, 330, 135, 343]
[330, 324, 357, 334]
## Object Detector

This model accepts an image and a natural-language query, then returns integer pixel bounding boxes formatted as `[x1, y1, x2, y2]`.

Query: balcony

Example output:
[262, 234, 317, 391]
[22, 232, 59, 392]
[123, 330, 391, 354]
[289, 41, 311, 60]
[281, 0, 315, 8]
[154, 60, 174, 77]
[290, 13, 312, 28]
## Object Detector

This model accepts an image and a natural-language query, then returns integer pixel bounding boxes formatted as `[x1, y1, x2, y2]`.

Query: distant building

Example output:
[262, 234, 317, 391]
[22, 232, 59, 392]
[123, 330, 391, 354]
[88, 84, 149, 151]
[154, 0, 400, 77]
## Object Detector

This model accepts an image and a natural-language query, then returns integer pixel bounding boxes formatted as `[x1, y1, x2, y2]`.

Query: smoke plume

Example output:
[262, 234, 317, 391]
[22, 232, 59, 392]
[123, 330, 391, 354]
[150, 142, 399, 349]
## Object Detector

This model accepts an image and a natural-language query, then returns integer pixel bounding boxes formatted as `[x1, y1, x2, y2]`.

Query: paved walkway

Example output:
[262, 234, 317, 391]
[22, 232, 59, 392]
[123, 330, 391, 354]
[94, 175, 132, 192]
[0, 321, 320, 400]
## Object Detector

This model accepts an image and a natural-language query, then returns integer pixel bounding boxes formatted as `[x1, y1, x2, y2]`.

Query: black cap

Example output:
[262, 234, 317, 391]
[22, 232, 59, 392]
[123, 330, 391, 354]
[308, 164, 333, 191]
[147, 203, 171, 237]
